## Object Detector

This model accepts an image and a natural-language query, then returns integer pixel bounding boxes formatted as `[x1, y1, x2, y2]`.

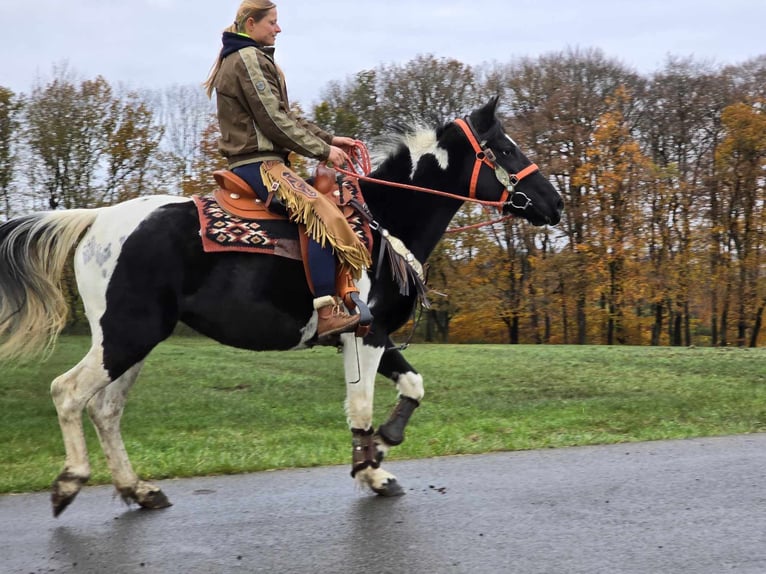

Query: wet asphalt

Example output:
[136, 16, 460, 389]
[2, 434, 766, 574]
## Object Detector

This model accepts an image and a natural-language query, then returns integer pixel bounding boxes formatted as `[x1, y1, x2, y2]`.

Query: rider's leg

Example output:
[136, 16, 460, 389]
[232, 162, 287, 215]
[232, 161, 358, 338]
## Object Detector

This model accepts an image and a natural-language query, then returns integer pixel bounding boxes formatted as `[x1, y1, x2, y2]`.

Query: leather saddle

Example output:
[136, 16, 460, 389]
[210, 164, 373, 334]
[212, 163, 353, 221]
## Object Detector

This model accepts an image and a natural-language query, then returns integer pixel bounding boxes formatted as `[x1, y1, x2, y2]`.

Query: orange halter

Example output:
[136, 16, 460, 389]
[453, 117, 539, 202]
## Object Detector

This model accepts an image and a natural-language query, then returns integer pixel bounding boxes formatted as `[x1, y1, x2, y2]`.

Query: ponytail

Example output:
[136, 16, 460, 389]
[203, 22, 238, 99]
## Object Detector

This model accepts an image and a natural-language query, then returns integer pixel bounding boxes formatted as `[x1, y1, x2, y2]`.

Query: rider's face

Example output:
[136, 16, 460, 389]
[246, 8, 281, 46]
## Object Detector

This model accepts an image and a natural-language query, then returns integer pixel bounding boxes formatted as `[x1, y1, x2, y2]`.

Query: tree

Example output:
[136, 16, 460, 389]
[102, 91, 164, 203]
[24, 67, 163, 209]
[0, 87, 23, 219]
[179, 114, 227, 197]
[640, 58, 727, 346]
[154, 84, 214, 193]
[315, 70, 382, 140]
[572, 87, 653, 344]
[715, 101, 766, 346]
[314, 55, 483, 140]
[502, 48, 643, 343]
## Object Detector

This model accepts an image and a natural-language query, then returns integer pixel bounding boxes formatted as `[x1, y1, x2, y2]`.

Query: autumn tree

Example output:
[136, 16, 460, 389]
[639, 59, 728, 345]
[24, 67, 162, 209]
[572, 87, 653, 344]
[314, 55, 483, 138]
[501, 48, 643, 343]
[315, 70, 382, 140]
[715, 101, 766, 346]
[179, 114, 226, 197]
[102, 90, 164, 203]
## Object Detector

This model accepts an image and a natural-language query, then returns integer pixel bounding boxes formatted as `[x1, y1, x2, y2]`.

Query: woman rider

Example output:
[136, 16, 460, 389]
[204, 0, 370, 339]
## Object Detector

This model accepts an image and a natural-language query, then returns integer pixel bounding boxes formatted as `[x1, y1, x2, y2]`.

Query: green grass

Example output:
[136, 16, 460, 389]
[2, 337, 766, 493]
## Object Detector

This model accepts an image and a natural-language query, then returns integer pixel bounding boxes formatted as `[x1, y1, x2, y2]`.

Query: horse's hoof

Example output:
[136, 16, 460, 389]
[51, 472, 88, 517]
[120, 482, 173, 510]
[137, 489, 172, 510]
[51, 489, 78, 517]
[372, 478, 405, 497]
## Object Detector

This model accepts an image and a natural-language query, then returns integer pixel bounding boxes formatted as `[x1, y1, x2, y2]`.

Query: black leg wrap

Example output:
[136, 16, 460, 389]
[377, 396, 420, 446]
[351, 428, 380, 478]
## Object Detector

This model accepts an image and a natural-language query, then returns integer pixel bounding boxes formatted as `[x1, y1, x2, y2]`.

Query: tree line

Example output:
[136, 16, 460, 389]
[1, 49, 764, 346]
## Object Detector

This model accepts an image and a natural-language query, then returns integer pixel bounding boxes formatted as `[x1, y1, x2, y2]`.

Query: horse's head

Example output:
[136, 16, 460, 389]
[457, 97, 562, 226]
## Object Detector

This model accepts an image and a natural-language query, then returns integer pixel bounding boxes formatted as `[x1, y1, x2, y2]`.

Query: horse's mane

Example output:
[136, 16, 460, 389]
[369, 119, 445, 174]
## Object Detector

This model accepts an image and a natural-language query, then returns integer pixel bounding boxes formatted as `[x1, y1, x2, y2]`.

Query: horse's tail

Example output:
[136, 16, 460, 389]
[0, 209, 99, 361]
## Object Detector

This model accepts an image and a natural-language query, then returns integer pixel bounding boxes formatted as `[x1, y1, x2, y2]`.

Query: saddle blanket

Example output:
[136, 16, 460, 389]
[192, 194, 373, 260]
[192, 195, 301, 260]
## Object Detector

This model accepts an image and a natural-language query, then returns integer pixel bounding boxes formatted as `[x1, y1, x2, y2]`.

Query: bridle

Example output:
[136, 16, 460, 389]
[453, 117, 539, 212]
[336, 116, 540, 222]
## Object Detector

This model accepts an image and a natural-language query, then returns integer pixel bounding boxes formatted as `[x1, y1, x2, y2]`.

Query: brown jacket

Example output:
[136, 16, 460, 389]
[213, 35, 333, 168]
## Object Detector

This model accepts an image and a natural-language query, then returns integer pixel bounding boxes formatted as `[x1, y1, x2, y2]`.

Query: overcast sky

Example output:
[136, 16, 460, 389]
[1, 0, 764, 106]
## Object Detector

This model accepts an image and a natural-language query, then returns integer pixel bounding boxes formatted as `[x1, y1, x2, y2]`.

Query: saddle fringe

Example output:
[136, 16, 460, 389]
[379, 235, 430, 308]
[261, 161, 371, 278]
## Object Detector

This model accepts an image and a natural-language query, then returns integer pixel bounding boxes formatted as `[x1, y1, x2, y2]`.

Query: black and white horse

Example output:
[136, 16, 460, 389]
[0, 97, 562, 516]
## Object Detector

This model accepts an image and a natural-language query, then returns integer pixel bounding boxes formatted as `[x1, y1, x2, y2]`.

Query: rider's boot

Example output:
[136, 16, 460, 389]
[314, 295, 360, 339]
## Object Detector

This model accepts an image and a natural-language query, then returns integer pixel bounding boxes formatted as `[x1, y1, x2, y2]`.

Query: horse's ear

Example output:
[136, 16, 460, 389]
[470, 95, 501, 134]
[486, 95, 500, 115]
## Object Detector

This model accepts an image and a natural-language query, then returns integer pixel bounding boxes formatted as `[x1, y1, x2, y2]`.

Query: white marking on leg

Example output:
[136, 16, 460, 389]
[355, 466, 398, 492]
[86, 361, 145, 495]
[51, 346, 112, 482]
[396, 371, 424, 401]
[57, 196, 189, 498]
[343, 335, 384, 430]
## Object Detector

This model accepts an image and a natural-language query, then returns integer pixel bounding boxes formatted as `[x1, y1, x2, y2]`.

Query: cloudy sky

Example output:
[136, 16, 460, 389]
[1, 0, 764, 106]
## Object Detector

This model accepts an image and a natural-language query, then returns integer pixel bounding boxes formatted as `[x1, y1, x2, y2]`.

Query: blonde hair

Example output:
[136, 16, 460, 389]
[204, 0, 277, 98]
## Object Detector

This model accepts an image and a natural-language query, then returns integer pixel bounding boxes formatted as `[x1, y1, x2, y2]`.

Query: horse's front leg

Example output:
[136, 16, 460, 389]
[375, 339, 423, 453]
[341, 333, 404, 496]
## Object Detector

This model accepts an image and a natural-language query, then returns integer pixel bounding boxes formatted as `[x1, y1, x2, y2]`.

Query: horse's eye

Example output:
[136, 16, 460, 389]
[501, 149, 511, 157]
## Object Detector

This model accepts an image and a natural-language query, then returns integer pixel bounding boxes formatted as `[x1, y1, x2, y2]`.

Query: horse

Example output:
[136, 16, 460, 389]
[0, 96, 562, 517]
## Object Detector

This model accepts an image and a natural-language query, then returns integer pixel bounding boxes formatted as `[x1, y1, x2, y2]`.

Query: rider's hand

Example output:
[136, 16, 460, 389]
[331, 136, 359, 159]
[331, 136, 357, 148]
[327, 145, 350, 167]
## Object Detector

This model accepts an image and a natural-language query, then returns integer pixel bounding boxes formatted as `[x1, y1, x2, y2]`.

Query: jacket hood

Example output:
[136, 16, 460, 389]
[221, 32, 274, 59]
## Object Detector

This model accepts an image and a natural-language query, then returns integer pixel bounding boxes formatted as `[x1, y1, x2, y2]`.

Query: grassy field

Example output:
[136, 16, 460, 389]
[1, 336, 765, 494]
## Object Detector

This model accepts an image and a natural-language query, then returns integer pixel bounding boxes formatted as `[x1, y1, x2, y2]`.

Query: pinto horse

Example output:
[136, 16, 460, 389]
[0, 97, 562, 516]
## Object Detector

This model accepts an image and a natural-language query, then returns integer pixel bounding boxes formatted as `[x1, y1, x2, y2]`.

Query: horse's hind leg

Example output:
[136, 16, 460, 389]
[86, 361, 171, 510]
[50, 346, 112, 517]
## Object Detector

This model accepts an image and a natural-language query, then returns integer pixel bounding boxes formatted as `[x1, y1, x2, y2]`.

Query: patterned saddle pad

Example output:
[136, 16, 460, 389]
[192, 192, 373, 261]
[192, 195, 302, 260]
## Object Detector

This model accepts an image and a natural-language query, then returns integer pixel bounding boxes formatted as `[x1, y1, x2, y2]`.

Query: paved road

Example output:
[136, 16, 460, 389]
[2, 434, 766, 574]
